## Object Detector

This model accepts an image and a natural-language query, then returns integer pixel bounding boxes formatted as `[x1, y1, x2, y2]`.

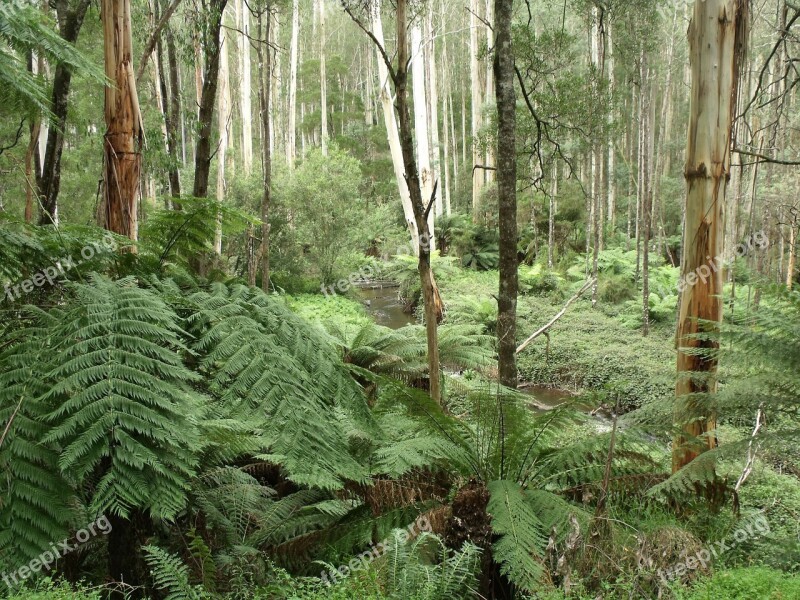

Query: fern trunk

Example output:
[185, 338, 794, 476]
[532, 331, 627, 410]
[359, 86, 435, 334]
[672, 0, 748, 472]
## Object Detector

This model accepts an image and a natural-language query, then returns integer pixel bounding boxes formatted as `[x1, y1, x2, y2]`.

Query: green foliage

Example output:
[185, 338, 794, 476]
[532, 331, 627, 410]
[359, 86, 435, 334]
[672, 567, 800, 600]
[487, 481, 547, 592]
[519, 265, 562, 296]
[279, 146, 367, 284]
[381, 531, 482, 600]
[0, 578, 103, 599]
[285, 293, 372, 329]
[0, 0, 103, 119]
[446, 295, 498, 333]
[383, 253, 459, 308]
[143, 545, 209, 600]
[138, 196, 255, 271]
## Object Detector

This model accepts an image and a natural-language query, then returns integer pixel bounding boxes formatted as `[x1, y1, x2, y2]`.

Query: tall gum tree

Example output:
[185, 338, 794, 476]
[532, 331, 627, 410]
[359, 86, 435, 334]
[672, 0, 749, 472]
[344, 0, 445, 404]
[99, 0, 143, 241]
[495, 0, 517, 388]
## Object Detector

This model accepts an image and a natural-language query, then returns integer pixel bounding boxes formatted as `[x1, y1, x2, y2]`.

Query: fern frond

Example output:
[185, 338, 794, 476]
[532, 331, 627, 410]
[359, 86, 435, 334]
[487, 480, 547, 592]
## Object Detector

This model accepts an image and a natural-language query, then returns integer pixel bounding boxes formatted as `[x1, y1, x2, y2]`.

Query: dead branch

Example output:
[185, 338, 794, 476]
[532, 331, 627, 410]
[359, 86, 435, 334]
[516, 278, 595, 354]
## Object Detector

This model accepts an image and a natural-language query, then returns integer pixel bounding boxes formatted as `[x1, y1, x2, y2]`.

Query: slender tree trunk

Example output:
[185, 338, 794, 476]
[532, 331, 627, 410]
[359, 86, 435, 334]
[371, 1, 418, 250]
[319, 0, 328, 156]
[495, 0, 517, 389]
[788, 222, 796, 290]
[606, 21, 615, 230]
[256, 9, 272, 292]
[389, 0, 444, 404]
[193, 0, 229, 198]
[37, 0, 92, 225]
[483, 0, 494, 186]
[236, 0, 253, 174]
[426, 8, 442, 218]
[287, 0, 299, 168]
[215, 18, 231, 254]
[548, 161, 557, 269]
[641, 59, 653, 336]
[469, 0, 483, 221]
[165, 19, 182, 199]
[672, 0, 748, 473]
[442, 79, 452, 217]
[411, 22, 436, 249]
[99, 0, 143, 241]
[449, 93, 458, 199]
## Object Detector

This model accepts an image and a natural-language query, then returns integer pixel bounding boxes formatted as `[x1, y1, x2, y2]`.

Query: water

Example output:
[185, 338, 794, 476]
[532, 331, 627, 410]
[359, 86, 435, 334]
[520, 385, 576, 412]
[521, 385, 612, 432]
[358, 285, 416, 329]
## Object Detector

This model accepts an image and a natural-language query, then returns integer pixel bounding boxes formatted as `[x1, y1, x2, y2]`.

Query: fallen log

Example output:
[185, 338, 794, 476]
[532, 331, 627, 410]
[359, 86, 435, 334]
[516, 278, 596, 354]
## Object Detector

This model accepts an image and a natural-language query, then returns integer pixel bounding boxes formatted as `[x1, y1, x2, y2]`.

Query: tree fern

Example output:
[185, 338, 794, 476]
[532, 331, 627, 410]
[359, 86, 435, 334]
[487, 480, 548, 593]
[383, 530, 482, 599]
[0, 308, 75, 564]
[179, 282, 373, 490]
[39, 275, 203, 519]
[143, 545, 208, 600]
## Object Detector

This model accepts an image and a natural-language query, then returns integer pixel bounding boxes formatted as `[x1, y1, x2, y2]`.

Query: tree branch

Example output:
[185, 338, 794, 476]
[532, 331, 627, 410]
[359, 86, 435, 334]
[735, 147, 800, 166]
[516, 278, 595, 354]
[135, 0, 183, 81]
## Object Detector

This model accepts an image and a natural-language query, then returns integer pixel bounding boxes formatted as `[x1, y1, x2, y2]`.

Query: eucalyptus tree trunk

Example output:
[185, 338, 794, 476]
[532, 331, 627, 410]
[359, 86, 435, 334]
[425, 8, 442, 217]
[469, 0, 483, 221]
[37, 0, 92, 226]
[319, 0, 329, 156]
[287, 0, 299, 168]
[392, 0, 444, 404]
[411, 22, 436, 249]
[606, 20, 615, 230]
[442, 53, 452, 218]
[99, 0, 143, 241]
[193, 0, 229, 198]
[483, 0, 494, 186]
[370, 1, 418, 251]
[165, 20, 182, 199]
[256, 9, 272, 292]
[672, 0, 748, 473]
[641, 58, 653, 336]
[214, 21, 232, 254]
[788, 222, 796, 290]
[495, 0, 517, 389]
[548, 161, 557, 269]
[236, 0, 253, 174]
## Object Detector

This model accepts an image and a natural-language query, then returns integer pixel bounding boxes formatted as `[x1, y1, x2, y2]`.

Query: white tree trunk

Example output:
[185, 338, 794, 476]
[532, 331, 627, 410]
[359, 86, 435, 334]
[469, 0, 483, 220]
[412, 22, 435, 249]
[215, 22, 231, 254]
[371, 1, 418, 252]
[483, 0, 494, 184]
[319, 0, 329, 155]
[426, 8, 442, 217]
[236, 0, 253, 174]
[673, 0, 747, 472]
[287, 0, 299, 168]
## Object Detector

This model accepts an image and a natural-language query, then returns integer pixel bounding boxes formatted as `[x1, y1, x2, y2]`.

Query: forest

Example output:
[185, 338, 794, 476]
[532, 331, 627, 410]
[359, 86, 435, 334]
[0, 0, 799, 597]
